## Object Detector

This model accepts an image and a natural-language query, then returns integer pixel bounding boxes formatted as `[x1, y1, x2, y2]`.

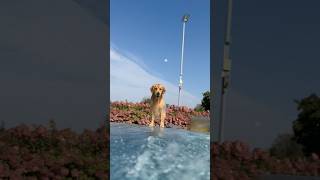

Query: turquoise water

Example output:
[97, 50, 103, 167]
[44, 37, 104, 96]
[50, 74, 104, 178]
[110, 123, 210, 180]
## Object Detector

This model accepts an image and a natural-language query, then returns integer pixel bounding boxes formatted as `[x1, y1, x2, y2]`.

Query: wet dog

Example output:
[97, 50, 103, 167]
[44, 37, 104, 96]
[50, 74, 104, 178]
[149, 84, 166, 128]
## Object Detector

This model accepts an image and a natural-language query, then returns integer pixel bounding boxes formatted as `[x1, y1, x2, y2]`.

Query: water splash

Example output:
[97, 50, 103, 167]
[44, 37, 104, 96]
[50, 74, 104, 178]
[110, 123, 210, 180]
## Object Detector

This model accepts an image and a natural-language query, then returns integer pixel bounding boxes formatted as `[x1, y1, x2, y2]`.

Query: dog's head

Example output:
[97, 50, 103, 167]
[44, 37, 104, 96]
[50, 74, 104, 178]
[150, 84, 166, 98]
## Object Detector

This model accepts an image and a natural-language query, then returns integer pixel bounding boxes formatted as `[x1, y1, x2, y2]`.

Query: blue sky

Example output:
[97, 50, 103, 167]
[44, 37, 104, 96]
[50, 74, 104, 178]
[110, 0, 210, 107]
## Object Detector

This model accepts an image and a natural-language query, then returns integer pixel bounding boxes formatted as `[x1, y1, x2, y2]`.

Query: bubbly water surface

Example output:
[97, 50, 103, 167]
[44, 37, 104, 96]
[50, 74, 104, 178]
[110, 123, 210, 180]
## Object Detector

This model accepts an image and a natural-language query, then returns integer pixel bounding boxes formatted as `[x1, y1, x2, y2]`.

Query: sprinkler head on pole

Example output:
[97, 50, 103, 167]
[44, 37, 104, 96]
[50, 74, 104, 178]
[179, 77, 183, 84]
[182, 14, 190, 22]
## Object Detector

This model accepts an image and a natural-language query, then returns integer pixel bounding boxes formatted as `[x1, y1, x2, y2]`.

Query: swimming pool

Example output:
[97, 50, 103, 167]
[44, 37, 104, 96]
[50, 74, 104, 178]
[110, 123, 210, 180]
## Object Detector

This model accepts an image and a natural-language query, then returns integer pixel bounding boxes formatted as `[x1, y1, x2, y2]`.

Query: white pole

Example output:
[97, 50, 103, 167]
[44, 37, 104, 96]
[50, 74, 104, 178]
[218, 0, 233, 143]
[178, 15, 189, 107]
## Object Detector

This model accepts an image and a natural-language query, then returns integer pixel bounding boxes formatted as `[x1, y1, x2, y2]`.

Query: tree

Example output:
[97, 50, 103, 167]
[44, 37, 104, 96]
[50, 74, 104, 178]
[292, 93, 320, 155]
[269, 133, 304, 159]
[201, 91, 210, 111]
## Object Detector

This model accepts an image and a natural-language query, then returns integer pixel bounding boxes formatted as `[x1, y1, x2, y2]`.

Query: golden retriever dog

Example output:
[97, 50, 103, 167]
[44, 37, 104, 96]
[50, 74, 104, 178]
[149, 83, 166, 128]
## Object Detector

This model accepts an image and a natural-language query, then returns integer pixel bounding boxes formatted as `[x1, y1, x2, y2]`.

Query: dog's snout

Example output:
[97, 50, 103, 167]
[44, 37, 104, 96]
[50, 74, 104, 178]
[156, 92, 160, 96]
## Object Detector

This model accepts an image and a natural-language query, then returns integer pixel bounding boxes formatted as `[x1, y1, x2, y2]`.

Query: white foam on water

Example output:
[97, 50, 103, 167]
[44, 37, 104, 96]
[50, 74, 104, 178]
[111, 123, 210, 180]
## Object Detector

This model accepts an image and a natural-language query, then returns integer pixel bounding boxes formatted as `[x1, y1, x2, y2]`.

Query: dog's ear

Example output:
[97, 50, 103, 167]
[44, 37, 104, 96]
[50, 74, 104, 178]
[150, 85, 155, 93]
[162, 86, 166, 94]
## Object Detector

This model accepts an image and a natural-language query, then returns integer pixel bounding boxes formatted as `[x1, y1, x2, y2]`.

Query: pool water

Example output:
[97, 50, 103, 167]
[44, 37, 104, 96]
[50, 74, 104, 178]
[110, 123, 210, 180]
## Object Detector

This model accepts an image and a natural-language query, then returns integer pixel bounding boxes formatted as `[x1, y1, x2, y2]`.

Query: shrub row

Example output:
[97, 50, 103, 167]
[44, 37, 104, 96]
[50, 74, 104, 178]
[212, 141, 320, 180]
[110, 101, 209, 128]
[0, 124, 108, 179]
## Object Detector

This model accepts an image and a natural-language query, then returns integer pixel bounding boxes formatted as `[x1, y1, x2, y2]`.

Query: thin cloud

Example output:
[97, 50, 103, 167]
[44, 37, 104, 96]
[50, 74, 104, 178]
[110, 47, 201, 108]
[110, 44, 165, 79]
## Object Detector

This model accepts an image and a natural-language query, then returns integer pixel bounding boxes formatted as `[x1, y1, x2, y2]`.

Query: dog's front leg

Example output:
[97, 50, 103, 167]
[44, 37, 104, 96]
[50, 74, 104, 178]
[160, 111, 165, 128]
[149, 113, 155, 127]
